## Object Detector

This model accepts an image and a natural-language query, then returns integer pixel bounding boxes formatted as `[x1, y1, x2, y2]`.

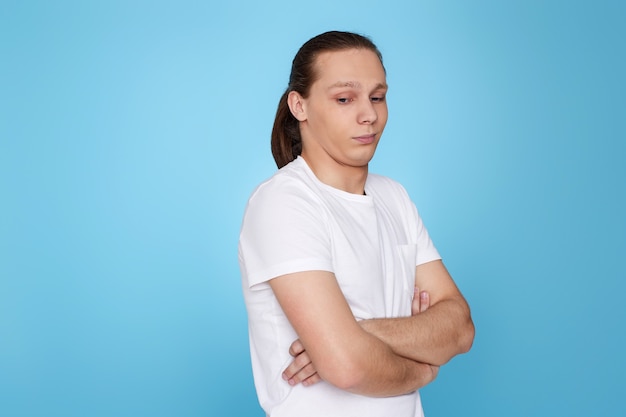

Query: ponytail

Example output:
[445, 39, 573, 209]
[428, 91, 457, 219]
[271, 91, 301, 168]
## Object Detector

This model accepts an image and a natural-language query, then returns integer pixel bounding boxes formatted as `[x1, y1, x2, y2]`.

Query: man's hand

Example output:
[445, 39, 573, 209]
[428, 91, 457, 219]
[357, 261, 474, 366]
[413, 287, 430, 314]
[413, 288, 440, 381]
[283, 288, 434, 387]
[282, 339, 321, 387]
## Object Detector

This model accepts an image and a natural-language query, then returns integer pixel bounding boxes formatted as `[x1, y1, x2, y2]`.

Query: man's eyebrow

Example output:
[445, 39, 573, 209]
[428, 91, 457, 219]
[327, 81, 388, 90]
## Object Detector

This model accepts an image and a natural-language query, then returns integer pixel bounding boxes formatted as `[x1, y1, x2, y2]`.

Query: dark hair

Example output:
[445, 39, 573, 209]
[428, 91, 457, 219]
[271, 31, 384, 168]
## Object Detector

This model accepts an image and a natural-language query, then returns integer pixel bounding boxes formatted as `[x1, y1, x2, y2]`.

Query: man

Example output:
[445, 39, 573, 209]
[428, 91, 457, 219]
[239, 31, 474, 417]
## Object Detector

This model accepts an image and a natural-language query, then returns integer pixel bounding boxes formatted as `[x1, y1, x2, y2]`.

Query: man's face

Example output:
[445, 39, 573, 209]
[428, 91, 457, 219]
[296, 48, 388, 170]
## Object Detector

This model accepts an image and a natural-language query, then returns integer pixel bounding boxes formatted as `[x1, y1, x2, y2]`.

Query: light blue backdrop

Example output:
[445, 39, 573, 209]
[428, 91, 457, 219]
[1, 1, 624, 416]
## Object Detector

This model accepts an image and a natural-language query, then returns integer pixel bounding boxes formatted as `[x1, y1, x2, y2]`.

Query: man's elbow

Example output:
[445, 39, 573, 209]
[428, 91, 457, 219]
[432, 309, 475, 366]
[458, 315, 475, 354]
[452, 298, 475, 355]
[308, 326, 386, 392]
[316, 354, 368, 392]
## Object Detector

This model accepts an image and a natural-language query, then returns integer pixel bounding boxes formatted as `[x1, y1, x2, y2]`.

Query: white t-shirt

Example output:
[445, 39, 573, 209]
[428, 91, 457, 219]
[239, 156, 441, 417]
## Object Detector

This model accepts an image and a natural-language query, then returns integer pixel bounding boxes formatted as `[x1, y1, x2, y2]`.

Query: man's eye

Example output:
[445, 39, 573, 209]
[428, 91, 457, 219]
[371, 96, 386, 102]
[337, 98, 351, 104]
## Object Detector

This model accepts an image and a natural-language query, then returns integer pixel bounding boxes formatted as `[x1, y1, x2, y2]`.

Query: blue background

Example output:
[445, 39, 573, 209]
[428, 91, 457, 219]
[1, 1, 624, 416]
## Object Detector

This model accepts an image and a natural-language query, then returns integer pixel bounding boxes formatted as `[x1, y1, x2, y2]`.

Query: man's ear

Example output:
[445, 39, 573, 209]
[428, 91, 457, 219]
[287, 91, 307, 122]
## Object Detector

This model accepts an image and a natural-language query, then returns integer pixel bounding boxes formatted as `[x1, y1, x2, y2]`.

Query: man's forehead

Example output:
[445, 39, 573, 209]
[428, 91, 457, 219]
[314, 49, 383, 71]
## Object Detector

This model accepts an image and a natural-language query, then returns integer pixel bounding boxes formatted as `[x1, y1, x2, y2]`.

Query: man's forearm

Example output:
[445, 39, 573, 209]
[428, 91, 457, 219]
[334, 332, 438, 397]
[360, 296, 474, 366]
[282, 288, 440, 394]
[272, 270, 440, 397]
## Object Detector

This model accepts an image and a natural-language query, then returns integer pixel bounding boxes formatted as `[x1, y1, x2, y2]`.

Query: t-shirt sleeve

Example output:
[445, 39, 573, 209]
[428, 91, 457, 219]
[239, 178, 334, 289]
[411, 201, 441, 266]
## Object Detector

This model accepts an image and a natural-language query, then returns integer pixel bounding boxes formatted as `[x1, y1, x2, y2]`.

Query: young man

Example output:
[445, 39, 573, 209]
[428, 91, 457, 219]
[239, 31, 474, 417]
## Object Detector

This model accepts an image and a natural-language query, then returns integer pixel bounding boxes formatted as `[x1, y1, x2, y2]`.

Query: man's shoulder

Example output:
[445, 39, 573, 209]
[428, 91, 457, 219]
[244, 158, 326, 222]
[249, 158, 316, 201]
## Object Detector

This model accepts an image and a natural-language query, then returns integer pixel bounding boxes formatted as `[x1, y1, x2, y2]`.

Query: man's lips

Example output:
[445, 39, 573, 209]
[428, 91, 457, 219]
[353, 134, 376, 144]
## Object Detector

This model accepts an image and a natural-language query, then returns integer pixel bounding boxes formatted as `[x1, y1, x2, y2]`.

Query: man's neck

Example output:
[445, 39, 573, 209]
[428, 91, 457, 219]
[300, 153, 368, 195]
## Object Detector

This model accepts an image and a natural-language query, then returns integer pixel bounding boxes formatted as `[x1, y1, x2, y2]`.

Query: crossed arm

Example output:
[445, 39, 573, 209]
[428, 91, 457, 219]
[361, 260, 474, 365]
[270, 259, 474, 397]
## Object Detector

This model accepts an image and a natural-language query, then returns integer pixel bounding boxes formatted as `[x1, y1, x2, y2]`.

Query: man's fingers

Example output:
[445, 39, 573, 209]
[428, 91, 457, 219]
[419, 290, 430, 313]
[302, 371, 322, 387]
[412, 287, 421, 316]
[283, 351, 316, 385]
[289, 339, 305, 357]
[412, 288, 431, 315]
[283, 350, 311, 378]
[283, 342, 322, 387]
[288, 363, 318, 386]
